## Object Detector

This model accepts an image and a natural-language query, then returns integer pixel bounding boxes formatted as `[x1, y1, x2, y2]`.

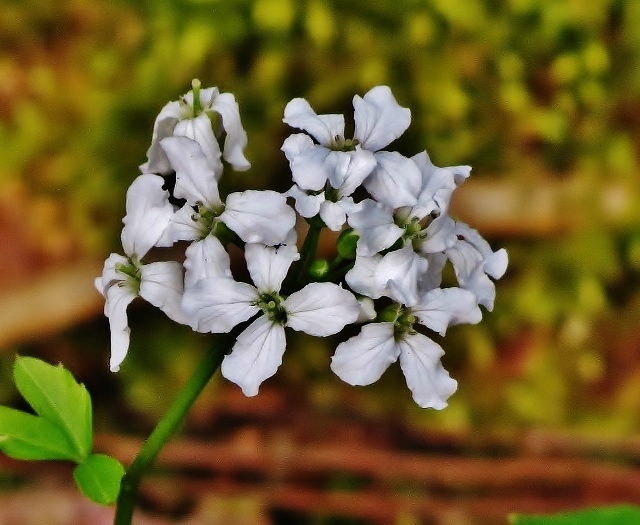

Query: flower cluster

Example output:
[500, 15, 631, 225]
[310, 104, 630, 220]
[95, 80, 507, 409]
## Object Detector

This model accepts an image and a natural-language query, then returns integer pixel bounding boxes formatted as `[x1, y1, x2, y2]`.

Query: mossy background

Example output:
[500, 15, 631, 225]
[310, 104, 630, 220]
[2, 0, 640, 442]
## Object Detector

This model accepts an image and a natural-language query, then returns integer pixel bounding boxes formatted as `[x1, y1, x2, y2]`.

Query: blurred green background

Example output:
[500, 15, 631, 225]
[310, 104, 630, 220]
[2, 0, 640, 453]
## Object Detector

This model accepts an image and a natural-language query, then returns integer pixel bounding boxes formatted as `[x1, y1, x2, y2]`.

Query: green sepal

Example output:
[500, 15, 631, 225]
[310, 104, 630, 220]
[336, 229, 358, 260]
[509, 505, 640, 525]
[0, 406, 81, 461]
[74, 453, 125, 506]
[13, 356, 92, 462]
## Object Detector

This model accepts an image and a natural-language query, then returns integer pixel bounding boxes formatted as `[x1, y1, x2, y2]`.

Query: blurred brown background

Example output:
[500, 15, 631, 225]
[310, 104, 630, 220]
[1, 0, 640, 523]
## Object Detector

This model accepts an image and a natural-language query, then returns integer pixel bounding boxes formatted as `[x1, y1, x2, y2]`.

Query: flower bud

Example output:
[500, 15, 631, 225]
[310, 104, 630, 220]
[337, 229, 359, 260]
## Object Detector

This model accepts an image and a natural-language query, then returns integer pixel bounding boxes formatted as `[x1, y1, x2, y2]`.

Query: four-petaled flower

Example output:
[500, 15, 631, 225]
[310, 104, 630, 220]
[182, 243, 360, 396]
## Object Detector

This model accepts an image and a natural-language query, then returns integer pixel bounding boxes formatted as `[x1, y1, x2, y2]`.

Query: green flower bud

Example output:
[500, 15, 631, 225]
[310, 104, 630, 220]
[337, 229, 359, 260]
[308, 259, 330, 279]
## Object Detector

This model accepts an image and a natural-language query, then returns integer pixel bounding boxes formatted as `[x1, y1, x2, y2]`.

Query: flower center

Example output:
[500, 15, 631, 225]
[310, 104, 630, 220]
[256, 292, 288, 325]
[115, 258, 142, 294]
[330, 135, 359, 152]
[378, 303, 417, 339]
[192, 201, 226, 240]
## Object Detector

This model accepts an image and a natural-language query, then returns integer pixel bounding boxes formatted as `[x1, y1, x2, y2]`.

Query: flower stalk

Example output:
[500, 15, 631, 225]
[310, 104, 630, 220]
[113, 333, 233, 525]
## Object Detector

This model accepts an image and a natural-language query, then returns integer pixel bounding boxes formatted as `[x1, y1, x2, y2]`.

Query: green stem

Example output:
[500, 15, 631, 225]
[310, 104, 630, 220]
[113, 333, 233, 525]
[285, 217, 323, 291]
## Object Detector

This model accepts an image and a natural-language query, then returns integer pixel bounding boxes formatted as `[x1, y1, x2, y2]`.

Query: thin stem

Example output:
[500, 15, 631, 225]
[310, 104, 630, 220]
[285, 217, 323, 292]
[113, 333, 234, 525]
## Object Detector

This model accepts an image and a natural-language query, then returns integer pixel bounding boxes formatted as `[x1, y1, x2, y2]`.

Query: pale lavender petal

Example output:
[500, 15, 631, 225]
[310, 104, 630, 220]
[331, 322, 400, 385]
[221, 317, 286, 397]
[285, 283, 359, 336]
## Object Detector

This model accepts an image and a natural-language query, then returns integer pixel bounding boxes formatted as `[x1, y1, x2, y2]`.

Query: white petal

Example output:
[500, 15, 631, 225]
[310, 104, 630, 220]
[184, 236, 232, 289]
[281, 133, 315, 162]
[104, 284, 136, 372]
[121, 174, 173, 258]
[319, 200, 347, 232]
[164, 203, 204, 243]
[412, 151, 457, 217]
[286, 184, 324, 218]
[418, 252, 447, 292]
[331, 323, 400, 385]
[283, 98, 345, 146]
[345, 254, 385, 299]
[220, 190, 296, 246]
[182, 278, 259, 333]
[419, 215, 457, 253]
[221, 317, 286, 396]
[363, 152, 422, 209]
[347, 199, 402, 256]
[455, 222, 508, 279]
[375, 247, 428, 306]
[140, 100, 183, 174]
[212, 92, 251, 171]
[140, 261, 188, 325]
[398, 333, 457, 410]
[412, 287, 481, 335]
[288, 145, 333, 191]
[245, 242, 299, 292]
[326, 149, 377, 196]
[160, 136, 222, 207]
[95, 253, 129, 297]
[353, 86, 411, 151]
[285, 283, 359, 336]
[174, 114, 223, 179]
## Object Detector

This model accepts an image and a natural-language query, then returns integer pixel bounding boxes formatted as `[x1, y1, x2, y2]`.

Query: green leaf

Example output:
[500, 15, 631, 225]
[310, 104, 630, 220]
[13, 356, 92, 462]
[0, 406, 80, 460]
[73, 454, 125, 506]
[509, 505, 640, 525]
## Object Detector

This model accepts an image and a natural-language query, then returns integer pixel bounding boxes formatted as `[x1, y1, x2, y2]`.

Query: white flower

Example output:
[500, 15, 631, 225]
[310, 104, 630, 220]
[141, 80, 250, 175]
[183, 243, 360, 396]
[331, 288, 481, 409]
[159, 136, 295, 246]
[94, 175, 188, 372]
[283, 86, 421, 210]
